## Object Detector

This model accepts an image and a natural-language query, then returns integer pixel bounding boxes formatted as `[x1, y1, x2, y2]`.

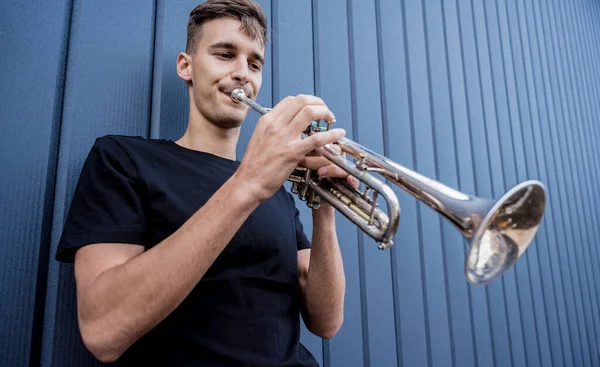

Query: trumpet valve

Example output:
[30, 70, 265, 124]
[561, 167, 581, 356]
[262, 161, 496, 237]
[291, 182, 301, 195]
[361, 187, 372, 202]
[357, 153, 369, 171]
[307, 190, 321, 209]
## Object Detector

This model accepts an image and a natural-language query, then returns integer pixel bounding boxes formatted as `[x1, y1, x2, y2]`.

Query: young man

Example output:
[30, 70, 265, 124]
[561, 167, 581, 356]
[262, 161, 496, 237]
[56, 0, 354, 365]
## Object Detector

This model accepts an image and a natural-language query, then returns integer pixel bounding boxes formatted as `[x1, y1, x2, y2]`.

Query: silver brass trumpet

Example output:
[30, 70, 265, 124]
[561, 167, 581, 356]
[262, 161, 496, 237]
[232, 89, 547, 286]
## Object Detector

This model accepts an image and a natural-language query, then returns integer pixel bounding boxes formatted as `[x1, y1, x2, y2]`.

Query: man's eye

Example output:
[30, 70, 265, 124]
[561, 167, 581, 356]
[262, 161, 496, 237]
[218, 53, 233, 59]
[250, 63, 261, 71]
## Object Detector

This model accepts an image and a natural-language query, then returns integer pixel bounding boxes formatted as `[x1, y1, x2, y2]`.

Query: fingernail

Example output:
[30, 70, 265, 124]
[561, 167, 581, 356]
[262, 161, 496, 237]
[318, 167, 328, 177]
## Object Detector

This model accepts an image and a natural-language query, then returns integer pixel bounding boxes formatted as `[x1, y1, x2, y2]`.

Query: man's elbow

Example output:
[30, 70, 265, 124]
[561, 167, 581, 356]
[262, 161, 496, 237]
[309, 316, 343, 340]
[79, 321, 126, 363]
[318, 327, 340, 340]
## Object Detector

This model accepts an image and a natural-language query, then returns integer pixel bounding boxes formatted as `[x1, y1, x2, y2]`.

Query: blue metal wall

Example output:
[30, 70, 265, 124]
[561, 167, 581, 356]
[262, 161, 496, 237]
[1, 0, 599, 366]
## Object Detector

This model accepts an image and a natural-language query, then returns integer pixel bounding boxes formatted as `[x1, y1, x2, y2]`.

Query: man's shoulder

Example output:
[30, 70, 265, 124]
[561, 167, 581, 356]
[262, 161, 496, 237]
[95, 134, 158, 147]
[91, 134, 168, 156]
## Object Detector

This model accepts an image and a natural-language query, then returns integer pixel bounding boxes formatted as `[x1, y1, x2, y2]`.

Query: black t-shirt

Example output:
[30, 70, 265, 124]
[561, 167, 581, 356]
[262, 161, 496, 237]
[56, 135, 319, 367]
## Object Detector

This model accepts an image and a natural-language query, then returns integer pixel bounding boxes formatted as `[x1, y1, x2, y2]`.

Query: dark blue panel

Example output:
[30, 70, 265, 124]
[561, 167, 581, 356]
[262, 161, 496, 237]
[519, 0, 583, 365]
[568, 0, 600, 363]
[463, 0, 516, 365]
[0, 0, 71, 365]
[347, 0, 398, 365]
[572, 0, 600, 346]
[436, 1, 486, 366]
[312, 0, 365, 366]
[479, 0, 539, 366]
[544, 0, 594, 365]
[425, 0, 485, 365]
[405, 1, 454, 366]
[272, 1, 323, 364]
[501, 1, 557, 365]
[523, 0, 578, 365]
[377, 0, 430, 365]
[453, 0, 497, 365]
[554, 0, 600, 362]
[151, 0, 197, 141]
[41, 0, 155, 365]
[576, 0, 600, 330]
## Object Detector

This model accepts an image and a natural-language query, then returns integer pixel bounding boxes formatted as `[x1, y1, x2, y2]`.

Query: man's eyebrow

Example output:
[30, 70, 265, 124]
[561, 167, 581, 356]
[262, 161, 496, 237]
[208, 41, 237, 51]
[209, 41, 264, 65]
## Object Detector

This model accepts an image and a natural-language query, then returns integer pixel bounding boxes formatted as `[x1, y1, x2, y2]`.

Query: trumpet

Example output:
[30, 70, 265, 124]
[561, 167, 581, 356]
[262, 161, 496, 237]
[232, 89, 547, 286]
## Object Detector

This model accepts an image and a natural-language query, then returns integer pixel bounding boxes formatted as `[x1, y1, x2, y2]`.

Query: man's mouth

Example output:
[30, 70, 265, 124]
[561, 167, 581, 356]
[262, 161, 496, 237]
[221, 88, 250, 100]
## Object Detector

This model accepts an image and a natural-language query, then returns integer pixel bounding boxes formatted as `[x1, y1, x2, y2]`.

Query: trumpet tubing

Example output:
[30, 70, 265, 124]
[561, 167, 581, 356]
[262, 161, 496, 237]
[231, 89, 547, 286]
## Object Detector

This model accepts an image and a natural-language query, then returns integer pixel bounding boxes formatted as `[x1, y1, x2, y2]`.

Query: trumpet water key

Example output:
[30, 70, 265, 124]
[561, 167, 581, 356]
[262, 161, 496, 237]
[231, 89, 547, 286]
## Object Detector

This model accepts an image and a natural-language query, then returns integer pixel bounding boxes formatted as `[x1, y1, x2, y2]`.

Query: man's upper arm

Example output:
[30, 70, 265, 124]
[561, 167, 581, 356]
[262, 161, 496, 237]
[74, 243, 144, 294]
[297, 249, 310, 294]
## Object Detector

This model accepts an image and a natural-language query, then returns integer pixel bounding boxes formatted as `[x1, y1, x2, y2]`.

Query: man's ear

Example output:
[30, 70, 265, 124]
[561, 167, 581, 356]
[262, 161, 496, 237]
[177, 53, 192, 82]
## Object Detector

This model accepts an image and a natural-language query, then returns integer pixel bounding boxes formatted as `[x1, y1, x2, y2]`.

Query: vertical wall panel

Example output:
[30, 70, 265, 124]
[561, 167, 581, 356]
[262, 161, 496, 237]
[150, 0, 195, 141]
[0, 1, 71, 366]
[455, 1, 498, 365]
[546, 0, 593, 364]
[434, 0, 478, 365]
[40, 1, 156, 365]
[577, 1, 600, 331]
[562, 0, 600, 364]
[531, 0, 578, 364]
[485, 1, 544, 366]
[1, 0, 600, 366]
[312, 1, 365, 365]
[406, 1, 453, 366]
[378, 0, 429, 365]
[273, 1, 324, 364]
[517, 1, 563, 365]
[347, 0, 397, 365]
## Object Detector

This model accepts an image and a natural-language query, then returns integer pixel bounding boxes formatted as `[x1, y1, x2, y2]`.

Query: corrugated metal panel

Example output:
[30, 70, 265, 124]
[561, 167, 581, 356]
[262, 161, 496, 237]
[39, 1, 156, 366]
[1, 0, 599, 366]
[0, 0, 71, 365]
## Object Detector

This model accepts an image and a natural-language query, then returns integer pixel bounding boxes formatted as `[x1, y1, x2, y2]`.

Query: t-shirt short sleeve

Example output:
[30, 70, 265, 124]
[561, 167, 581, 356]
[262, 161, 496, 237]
[56, 137, 146, 263]
[288, 192, 311, 251]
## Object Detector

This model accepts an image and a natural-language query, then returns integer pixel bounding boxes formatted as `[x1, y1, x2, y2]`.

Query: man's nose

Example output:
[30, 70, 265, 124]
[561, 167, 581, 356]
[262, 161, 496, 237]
[231, 61, 250, 84]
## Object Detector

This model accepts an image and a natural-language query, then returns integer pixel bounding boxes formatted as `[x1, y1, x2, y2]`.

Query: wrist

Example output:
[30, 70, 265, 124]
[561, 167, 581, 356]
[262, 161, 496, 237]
[228, 172, 265, 207]
[312, 204, 335, 225]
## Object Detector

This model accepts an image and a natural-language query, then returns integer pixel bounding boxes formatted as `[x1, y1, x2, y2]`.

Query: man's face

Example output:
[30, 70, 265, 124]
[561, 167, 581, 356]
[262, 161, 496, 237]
[184, 18, 264, 129]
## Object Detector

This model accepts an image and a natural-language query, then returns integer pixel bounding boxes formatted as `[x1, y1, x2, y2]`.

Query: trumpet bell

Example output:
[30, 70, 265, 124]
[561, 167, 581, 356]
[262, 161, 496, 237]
[466, 180, 547, 285]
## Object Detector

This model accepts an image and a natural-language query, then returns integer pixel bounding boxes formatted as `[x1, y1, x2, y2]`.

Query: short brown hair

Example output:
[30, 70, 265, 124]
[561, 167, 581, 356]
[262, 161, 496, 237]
[186, 0, 268, 55]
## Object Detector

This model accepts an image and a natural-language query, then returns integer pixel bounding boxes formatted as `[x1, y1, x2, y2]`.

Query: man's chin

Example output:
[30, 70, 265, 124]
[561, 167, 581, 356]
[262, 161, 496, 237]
[212, 113, 246, 129]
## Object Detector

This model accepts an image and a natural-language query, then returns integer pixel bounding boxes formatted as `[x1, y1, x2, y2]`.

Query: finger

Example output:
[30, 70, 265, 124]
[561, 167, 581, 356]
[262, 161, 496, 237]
[258, 95, 299, 126]
[347, 175, 360, 189]
[316, 165, 360, 189]
[298, 156, 331, 170]
[316, 164, 348, 179]
[270, 94, 328, 129]
[287, 105, 335, 136]
[330, 143, 343, 155]
[297, 128, 346, 154]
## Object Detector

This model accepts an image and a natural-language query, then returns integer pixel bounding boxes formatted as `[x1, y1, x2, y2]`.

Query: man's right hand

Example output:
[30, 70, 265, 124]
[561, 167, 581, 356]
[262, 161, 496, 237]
[236, 94, 346, 202]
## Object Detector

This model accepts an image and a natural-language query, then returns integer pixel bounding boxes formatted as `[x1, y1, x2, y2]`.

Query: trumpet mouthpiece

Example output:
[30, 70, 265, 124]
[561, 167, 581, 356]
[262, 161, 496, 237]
[231, 89, 246, 102]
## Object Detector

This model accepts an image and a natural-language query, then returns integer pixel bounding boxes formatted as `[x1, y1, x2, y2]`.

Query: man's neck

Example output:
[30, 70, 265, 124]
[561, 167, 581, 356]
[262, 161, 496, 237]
[176, 112, 241, 161]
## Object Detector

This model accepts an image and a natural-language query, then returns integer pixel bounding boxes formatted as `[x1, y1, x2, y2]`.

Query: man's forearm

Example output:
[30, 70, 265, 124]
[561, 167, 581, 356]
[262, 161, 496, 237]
[303, 207, 346, 338]
[78, 173, 261, 361]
